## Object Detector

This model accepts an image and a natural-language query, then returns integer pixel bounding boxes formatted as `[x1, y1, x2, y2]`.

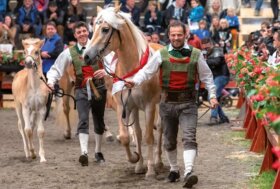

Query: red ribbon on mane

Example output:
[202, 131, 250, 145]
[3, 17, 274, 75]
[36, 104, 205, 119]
[113, 46, 150, 83]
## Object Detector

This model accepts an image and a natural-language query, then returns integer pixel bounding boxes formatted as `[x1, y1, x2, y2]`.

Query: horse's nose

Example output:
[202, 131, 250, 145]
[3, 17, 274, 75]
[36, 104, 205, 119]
[84, 54, 91, 65]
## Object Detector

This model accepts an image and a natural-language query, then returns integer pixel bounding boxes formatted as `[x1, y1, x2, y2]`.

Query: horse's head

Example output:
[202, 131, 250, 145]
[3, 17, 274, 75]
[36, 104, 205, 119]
[84, 6, 127, 64]
[22, 38, 44, 69]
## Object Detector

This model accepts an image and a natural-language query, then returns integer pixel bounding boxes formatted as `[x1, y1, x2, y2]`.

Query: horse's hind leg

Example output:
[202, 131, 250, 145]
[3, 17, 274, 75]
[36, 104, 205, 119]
[15, 103, 30, 159]
[154, 111, 164, 171]
[22, 107, 36, 159]
[145, 106, 156, 179]
[133, 110, 145, 174]
[36, 107, 46, 162]
[63, 96, 71, 139]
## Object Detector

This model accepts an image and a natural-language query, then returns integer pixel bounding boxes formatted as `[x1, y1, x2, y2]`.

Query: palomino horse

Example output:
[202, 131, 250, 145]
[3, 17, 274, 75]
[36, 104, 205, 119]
[12, 38, 48, 162]
[84, 6, 163, 178]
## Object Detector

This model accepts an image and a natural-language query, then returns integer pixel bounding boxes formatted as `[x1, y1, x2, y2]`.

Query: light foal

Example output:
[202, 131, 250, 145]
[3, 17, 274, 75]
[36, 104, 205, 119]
[84, 6, 163, 178]
[12, 38, 49, 162]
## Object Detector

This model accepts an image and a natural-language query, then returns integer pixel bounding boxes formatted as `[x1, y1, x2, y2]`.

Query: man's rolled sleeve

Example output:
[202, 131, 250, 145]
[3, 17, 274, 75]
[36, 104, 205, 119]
[197, 53, 216, 99]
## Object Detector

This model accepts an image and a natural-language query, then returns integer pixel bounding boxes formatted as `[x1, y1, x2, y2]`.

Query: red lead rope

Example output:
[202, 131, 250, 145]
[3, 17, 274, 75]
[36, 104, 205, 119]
[113, 46, 150, 83]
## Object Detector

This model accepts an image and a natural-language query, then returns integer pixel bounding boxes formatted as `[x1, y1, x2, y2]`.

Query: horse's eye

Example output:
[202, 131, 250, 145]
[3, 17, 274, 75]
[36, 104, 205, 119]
[102, 28, 110, 34]
[35, 51, 39, 56]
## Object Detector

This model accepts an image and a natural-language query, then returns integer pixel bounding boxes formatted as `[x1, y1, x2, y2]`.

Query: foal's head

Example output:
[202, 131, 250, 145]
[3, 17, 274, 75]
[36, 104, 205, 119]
[22, 38, 44, 69]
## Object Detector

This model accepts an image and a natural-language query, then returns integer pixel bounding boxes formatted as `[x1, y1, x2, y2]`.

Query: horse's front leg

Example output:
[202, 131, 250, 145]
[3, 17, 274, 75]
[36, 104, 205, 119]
[145, 105, 156, 179]
[15, 103, 30, 159]
[116, 104, 139, 163]
[132, 110, 145, 174]
[22, 106, 36, 159]
[36, 107, 46, 162]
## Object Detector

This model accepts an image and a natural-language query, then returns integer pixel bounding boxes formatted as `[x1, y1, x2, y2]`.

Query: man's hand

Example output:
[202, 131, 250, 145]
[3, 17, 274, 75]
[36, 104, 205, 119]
[41, 51, 51, 58]
[124, 79, 135, 88]
[94, 69, 106, 79]
[47, 83, 54, 92]
[209, 98, 219, 109]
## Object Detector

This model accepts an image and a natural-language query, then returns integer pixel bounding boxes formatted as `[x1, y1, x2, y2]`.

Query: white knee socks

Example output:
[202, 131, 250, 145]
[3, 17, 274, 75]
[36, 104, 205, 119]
[95, 133, 103, 153]
[183, 149, 197, 176]
[79, 133, 89, 155]
[165, 149, 179, 172]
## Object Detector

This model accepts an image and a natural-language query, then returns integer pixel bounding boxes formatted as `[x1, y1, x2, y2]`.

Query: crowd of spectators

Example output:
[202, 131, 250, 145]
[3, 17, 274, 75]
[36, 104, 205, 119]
[0, 0, 279, 56]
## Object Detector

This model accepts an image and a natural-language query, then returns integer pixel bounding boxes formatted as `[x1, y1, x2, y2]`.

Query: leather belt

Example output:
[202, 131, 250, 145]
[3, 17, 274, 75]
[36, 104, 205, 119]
[161, 91, 195, 103]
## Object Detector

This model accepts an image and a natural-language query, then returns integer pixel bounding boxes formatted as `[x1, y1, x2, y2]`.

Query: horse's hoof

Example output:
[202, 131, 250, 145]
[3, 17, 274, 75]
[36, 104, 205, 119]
[145, 172, 157, 180]
[135, 165, 146, 174]
[106, 135, 114, 142]
[40, 158, 47, 163]
[64, 133, 71, 140]
[155, 162, 164, 171]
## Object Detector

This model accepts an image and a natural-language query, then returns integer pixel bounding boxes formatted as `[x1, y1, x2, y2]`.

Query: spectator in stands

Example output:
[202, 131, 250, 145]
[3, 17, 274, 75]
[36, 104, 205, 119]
[0, 14, 16, 45]
[205, 0, 225, 25]
[151, 32, 166, 45]
[201, 38, 230, 125]
[34, 0, 49, 22]
[0, 0, 8, 22]
[16, 0, 42, 38]
[220, 0, 241, 15]
[41, 21, 64, 76]
[243, 0, 263, 16]
[144, 1, 162, 33]
[144, 32, 152, 42]
[271, 0, 279, 22]
[63, 15, 77, 46]
[159, 0, 175, 10]
[88, 16, 96, 39]
[163, 0, 188, 28]
[13, 0, 24, 15]
[188, 0, 204, 31]
[217, 18, 231, 53]
[120, 0, 141, 27]
[56, 0, 69, 13]
[64, 0, 86, 26]
[193, 19, 210, 40]
[209, 15, 220, 46]
[43, 1, 64, 37]
[268, 30, 280, 67]
[225, 8, 239, 49]
[186, 24, 202, 49]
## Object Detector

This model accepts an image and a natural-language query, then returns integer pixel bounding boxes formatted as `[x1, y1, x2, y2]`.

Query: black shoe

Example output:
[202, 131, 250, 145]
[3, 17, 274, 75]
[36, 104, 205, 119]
[166, 171, 180, 182]
[183, 172, 198, 188]
[95, 152, 105, 163]
[207, 117, 219, 126]
[219, 116, 230, 124]
[79, 154, 88, 166]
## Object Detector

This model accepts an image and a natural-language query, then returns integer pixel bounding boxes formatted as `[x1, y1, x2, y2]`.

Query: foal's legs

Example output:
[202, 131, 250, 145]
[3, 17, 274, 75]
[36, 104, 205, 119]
[36, 107, 46, 162]
[22, 107, 36, 159]
[15, 103, 30, 159]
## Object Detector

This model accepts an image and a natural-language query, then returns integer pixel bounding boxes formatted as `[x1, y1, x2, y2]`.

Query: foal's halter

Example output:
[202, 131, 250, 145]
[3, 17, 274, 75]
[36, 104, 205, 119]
[24, 54, 41, 70]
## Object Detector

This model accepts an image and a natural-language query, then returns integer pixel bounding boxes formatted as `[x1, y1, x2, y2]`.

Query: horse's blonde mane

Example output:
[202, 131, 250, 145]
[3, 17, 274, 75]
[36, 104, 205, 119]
[97, 7, 148, 61]
[24, 38, 41, 45]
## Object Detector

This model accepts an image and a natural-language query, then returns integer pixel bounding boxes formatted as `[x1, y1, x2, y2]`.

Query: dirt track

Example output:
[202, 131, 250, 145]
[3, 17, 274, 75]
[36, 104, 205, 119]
[0, 105, 262, 189]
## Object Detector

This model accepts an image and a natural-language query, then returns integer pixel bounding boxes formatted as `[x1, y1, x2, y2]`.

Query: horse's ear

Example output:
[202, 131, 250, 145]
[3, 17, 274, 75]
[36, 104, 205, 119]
[114, 4, 121, 13]
[97, 6, 103, 14]
[38, 40, 44, 48]
[22, 39, 27, 48]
